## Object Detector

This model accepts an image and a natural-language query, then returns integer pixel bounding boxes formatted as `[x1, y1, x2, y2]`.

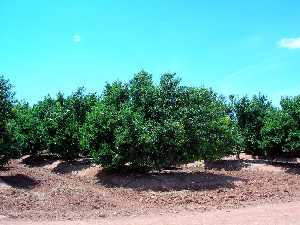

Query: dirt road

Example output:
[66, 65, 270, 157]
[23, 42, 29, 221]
[2, 201, 300, 225]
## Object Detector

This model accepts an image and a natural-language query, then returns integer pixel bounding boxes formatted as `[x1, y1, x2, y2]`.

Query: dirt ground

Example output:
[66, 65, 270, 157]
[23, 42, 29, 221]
[1, 155, 300, 222]
[2, 201, 300, 225]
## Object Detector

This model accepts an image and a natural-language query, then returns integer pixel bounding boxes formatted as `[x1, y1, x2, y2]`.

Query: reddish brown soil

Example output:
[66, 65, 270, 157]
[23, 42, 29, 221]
[2, 201, 300, 225]
[1, 157, 300, 221]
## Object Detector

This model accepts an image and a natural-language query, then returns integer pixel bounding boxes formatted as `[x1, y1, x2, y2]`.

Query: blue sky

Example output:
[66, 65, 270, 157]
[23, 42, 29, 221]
[1, 0, 300, 105]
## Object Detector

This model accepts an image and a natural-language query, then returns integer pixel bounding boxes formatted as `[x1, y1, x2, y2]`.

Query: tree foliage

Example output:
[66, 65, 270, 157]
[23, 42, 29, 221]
[231, 94, 273, 155]
[0, 75, 15, 165]
[261, 109, 296, 156]
[81, 71, 238, 170]
[279, 96, 300, 153]
[231, 94, 300, 157]
[2, 71, 300, 169]
[8, 88, 98, 160]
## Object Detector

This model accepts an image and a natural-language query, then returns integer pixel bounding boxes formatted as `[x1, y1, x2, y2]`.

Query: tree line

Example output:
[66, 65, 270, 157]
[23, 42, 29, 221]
[1, 72, 300, 170]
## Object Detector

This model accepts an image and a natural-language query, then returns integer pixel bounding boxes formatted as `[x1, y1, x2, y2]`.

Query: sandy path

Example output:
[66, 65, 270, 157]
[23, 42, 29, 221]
[2, 201, 300, 225]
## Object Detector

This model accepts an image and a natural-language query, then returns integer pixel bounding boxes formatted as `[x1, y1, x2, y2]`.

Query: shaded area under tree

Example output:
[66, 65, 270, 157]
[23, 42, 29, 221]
[97, 170, 245, 192]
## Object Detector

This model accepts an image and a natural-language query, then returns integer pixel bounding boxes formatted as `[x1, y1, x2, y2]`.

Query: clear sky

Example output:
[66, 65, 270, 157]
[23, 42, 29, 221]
[1, 0, 300, 105]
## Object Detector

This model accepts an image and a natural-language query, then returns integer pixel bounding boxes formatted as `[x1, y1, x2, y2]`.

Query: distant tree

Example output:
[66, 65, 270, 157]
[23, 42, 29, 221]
[232, 94, 273, 156]
[280, 96, 300, 154]
[261, 108, 296, 156]
[40, 89, 98, 159]
[8, 88, 99, 160]
[0, 75, 15, 165]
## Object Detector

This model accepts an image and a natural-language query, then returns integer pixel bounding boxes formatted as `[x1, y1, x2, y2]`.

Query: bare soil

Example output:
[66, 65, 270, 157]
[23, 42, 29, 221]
[2, 201, 300, 225]
[1, 156, 300, 221]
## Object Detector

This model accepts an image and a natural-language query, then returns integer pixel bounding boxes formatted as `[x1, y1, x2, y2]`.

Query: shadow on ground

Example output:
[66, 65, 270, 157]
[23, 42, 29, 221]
[269, 162, 300, 175]
[286, 166, 300, 175]
[242, 159, 300, 175]
[205, 158, 300, 175]
[97, 170, 245, 192]
[204, 160, 251, 171]
[22, 155, 60, 167]
[51, 159, 92, 174]
[0, 166, 10, 171]
[21, 155, 93, 175]
[0, 174, 40, 189]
